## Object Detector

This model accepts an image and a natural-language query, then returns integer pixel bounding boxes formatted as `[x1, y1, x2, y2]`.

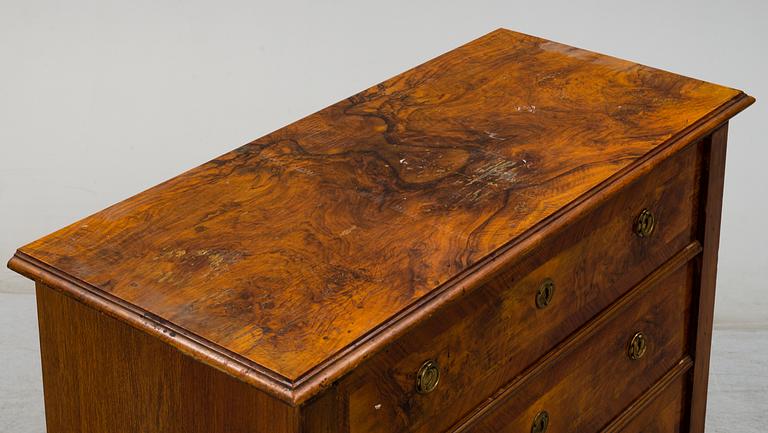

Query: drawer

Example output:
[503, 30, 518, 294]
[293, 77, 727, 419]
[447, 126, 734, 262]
[607, 374, 690, 433]
[341, 143, 702, 433]
[455, 262, 694, 433]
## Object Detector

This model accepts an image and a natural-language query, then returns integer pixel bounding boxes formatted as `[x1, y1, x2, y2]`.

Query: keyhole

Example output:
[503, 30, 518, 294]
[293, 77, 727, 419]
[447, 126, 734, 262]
[628, 332, 648, 360]
[416, 360, 440, 394]
[531, 410, 549, 433]
[634, 209, 656, 238]
[536, 279, 555, 309]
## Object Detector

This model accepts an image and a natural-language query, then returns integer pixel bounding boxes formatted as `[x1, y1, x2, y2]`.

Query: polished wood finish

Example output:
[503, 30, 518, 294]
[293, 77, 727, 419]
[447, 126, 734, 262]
[7, 28, 753, 432]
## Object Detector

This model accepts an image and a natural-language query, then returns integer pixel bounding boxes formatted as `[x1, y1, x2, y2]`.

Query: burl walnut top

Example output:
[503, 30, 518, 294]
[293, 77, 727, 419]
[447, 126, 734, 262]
[10, 29, 751, 400]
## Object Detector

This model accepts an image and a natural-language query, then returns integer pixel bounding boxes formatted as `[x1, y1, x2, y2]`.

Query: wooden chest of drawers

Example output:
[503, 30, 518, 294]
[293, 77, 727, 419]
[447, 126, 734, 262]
[8, 29, 754, 433]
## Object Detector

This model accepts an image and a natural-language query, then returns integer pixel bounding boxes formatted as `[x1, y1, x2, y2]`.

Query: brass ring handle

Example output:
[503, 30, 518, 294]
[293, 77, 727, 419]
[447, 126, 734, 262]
[628, 332, 648, 360]
[634, 209, 656, 238]
[531, 410, 550, 433]
[535, 278, 555, 309]
[416, 360, 440, 394]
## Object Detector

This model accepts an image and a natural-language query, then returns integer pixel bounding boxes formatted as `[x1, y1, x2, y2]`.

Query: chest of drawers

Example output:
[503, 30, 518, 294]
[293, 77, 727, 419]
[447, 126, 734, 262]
[8, 29, 753, 432]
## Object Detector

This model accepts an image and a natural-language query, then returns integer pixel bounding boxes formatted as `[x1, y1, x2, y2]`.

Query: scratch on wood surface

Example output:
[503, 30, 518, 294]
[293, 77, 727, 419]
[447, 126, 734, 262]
[516, 104, 536, 113]
[485, 131, 505, 140]
[466, 159, 520, 187]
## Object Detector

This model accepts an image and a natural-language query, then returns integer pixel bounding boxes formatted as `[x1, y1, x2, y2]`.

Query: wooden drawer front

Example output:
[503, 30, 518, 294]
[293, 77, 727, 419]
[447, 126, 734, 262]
[456, 262, 694, 433]
[608, 374, 690, 433]
[343, 143, 702, 433]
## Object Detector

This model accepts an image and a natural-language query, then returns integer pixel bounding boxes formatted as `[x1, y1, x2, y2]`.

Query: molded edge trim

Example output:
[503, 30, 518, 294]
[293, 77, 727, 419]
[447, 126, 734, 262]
[9, 252, 296, 399]
[7, 92, 755, 406]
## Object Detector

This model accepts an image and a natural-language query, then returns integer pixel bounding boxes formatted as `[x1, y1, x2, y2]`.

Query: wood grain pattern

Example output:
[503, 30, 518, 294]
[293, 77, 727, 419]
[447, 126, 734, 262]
[301, 387, 345, 433]
[35, 283, 299, 433]
[342, 141, 702, 433]
[7, 29, 754, 404]
[456, 262, 695, 433]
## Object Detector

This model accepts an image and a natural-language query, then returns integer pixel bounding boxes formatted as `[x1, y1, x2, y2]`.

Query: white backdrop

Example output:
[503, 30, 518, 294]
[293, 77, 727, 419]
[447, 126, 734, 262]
[1, 1, 765, 431]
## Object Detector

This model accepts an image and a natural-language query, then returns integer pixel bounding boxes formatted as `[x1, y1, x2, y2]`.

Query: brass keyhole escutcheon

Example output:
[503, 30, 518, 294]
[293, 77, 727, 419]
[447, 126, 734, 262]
[536, 278, 555, 309]
[416, 360, 440, 394]
[634, 209, 656, 238]
[531, 410, 549, 433]
[628, 332, 648, 360]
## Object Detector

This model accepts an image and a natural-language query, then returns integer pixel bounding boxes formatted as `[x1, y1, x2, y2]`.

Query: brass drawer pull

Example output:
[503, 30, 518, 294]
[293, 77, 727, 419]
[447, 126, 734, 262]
[535, 278, 555, 309]
[416, 360, 440, 394]
[628, 332, 648, 360]
[531, 410, 549, 433]
[634, 209, 656, 238]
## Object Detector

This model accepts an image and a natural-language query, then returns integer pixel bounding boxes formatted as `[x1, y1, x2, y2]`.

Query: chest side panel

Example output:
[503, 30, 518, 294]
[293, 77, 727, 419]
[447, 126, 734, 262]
[35, 283, 300, 433]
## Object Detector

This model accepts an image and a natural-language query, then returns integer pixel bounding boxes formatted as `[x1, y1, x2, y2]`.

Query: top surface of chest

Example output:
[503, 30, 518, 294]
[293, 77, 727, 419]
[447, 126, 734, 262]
[10, 29, 748, 384]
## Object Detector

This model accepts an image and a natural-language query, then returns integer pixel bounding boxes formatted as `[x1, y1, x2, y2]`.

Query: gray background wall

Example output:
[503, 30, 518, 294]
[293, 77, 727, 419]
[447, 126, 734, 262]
[1, 0, 765, 431]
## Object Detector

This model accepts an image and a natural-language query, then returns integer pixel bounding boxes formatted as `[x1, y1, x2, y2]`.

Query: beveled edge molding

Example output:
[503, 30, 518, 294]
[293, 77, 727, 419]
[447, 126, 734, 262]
[602, 356, 694, 433]
[7, 91, 754, 406]
[447, 241, 702, 432]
